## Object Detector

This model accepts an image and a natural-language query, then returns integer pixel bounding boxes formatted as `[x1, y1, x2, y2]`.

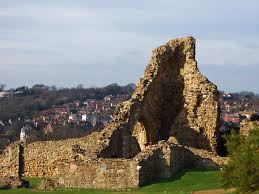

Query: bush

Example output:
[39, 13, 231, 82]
[221, 128, 259, 193]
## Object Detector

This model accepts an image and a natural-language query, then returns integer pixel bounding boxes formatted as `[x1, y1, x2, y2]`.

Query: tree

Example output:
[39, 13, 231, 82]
[221, 128, 259, 193]
[0, 84, 5, 92]
[50, 85, 57, 92]
[76, 84, 84, 89]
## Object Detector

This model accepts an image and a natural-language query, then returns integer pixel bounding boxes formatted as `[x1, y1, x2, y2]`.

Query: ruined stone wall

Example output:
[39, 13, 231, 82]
[0, 133, 106, 179]
[240, 120, 259, 137]
[99, 37, 220, 158]
[0, 134, 139, 189]
[170, 54, 219, 150]
[0, 142, 139, 189]
[0, 36, 223, 189]
[137, 143, 188, 185]
[0, 143, 21, 177]
[0, 140, 226, 189]
[136, 141, 224, 186]
[58, 142, 225, 188]
[21, 132, 103, 178]
[58, 159, 139, 189]
[0, 139, 225, 189]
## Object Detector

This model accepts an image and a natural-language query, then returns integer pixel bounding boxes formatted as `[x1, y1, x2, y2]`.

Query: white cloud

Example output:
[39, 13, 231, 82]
[0, 5, 91, 21]
[197, 39, 259, 66]
[0, 0, 259, 91]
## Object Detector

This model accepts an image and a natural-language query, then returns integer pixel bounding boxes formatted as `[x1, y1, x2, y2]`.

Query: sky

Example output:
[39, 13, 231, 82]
[0, 0, 259, 93]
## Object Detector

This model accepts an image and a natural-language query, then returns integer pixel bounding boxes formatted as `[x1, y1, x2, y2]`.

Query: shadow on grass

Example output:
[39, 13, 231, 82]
[23, 177, 45, 189]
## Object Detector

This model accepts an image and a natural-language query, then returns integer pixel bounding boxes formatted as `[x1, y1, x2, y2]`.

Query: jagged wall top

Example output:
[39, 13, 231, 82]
[132, 37, 196, 101]
[98, 37, 220, 158]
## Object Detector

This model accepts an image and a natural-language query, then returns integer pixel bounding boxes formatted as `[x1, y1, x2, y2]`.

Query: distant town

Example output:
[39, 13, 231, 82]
[0, 83, 259, 152]
[0, 83, 134, 150]
[219, 91, 259, 132]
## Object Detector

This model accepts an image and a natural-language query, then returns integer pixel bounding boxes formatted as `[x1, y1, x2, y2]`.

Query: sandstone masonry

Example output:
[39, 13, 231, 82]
[240, 120, 259, 137]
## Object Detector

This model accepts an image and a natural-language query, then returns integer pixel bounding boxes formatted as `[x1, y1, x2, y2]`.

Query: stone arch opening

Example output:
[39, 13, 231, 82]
[132, 117, 151, 151]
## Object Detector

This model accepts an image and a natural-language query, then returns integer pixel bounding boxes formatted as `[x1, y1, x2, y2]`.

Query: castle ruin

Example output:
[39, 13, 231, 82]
[0, 37, 226, 189]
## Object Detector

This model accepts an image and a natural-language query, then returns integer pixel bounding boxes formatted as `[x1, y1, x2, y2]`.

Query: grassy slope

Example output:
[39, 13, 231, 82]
[0, 170, 225, 194]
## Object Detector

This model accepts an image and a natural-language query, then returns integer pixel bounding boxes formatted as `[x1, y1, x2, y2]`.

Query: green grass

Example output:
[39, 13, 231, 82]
[0, 169, 226, 194]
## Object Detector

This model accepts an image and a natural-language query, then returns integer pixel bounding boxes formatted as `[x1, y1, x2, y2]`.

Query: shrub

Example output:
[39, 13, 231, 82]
[221, 128, 259, 193]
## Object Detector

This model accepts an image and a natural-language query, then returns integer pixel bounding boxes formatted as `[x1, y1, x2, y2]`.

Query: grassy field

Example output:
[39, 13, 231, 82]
[0, 170, 227, 194]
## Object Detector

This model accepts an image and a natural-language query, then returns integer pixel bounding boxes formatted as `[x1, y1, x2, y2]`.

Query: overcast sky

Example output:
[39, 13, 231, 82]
[0, 0, 259, 93]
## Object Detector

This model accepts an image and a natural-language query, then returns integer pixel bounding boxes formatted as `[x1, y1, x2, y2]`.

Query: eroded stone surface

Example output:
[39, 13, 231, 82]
[98, 37, 220, 158]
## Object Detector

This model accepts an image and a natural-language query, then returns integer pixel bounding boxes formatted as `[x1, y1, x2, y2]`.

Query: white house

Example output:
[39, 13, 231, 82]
[0, 92, 9, 98]
[20, 127, 26, 143]
[82, 114, 87, 122]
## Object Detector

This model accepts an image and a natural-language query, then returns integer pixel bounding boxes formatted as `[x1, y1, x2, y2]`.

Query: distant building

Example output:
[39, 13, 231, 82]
[223, 93, 232, 98]
[82, 114, 87, 122]
[224, 104, 231, 112]
[0, 122, 4, 132]
[74, 101, 80, 107]
[43, 123, 53, 134]
[68, 114, 77, 123]
[224, 114, 240, 124]
[20, 127, 26, 143]
[0, 121, 5, 127]
[238, 111, 255, 120]
[104, 95, 112, 102]
[0, 92, 9, 98]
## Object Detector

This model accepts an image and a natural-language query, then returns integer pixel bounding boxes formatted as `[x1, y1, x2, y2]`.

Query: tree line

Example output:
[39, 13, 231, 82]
[0, 83, 135, 121]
